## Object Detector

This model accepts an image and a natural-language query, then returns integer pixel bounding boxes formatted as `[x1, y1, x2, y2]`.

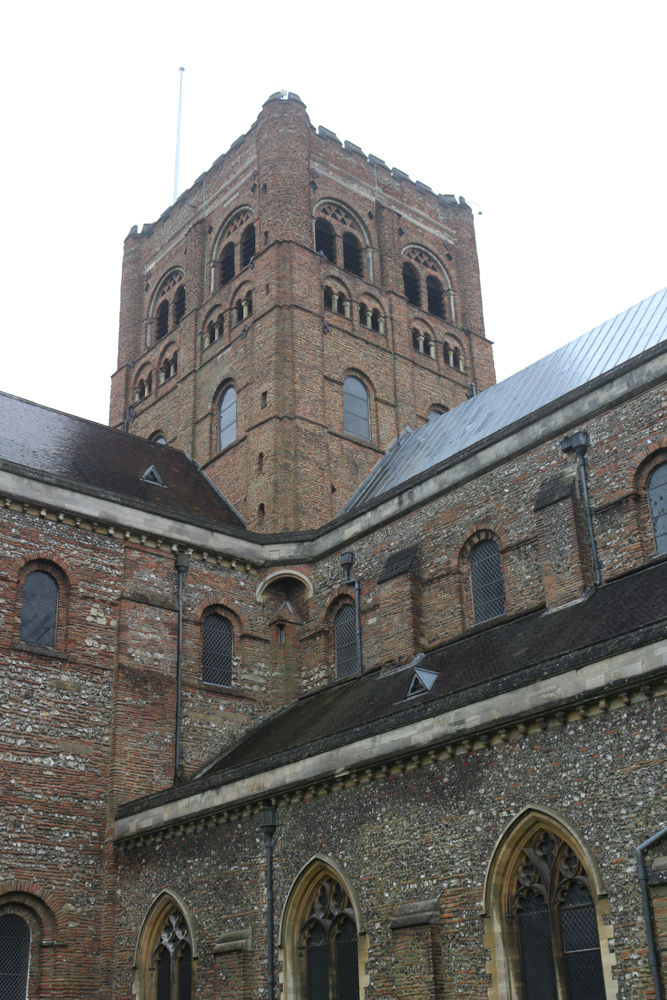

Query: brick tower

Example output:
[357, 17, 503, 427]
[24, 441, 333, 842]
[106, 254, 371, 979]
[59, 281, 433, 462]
[110, 93, 495, 531]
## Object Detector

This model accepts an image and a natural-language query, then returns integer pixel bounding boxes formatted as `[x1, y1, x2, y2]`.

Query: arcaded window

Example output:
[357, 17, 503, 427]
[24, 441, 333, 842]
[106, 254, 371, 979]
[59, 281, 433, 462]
[202, 614, 233, 686]
[220, 242, 235, 286]
[343, 377, 370, 441]
[240, 224, 256, 268]
[402, 262, 421, 306]
[426, 275, 445, 318]
[508, 828, 606, 1000]
[218, 386, 237, 451]
[152, 911, 192, 1000]
[300, 878, 360, 1000]
[469, 539, 505, 623]
[342, 232, 363, 277]
[173, 285, 186, 325]
[156, 300, 169, 340]
[647, 462, 667, 555]
[335, 604, 357, 679]
[0, 913, 30, 997]
[315, 218, 336, 263]
[20, 570, 58, 647]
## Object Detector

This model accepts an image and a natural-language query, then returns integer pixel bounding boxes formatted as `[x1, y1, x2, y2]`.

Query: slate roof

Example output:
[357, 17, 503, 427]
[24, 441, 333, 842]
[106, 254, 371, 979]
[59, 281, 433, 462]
[0, 392, 245, 530]
[116, 556, 667, 820]
[342, 287, 667, 513]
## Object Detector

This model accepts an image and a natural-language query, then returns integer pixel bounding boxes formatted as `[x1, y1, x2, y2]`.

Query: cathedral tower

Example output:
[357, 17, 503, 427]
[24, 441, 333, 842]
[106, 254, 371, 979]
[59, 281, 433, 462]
[110, 93, 495, 531]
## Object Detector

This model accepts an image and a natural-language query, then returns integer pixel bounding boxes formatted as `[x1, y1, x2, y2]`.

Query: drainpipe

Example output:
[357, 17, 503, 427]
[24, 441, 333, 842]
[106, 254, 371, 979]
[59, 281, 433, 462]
[260, 806, 279, 1000]
[560, 431, 602, 587]
[636, 826, 667, 1000]
[174, 551, 190, 783]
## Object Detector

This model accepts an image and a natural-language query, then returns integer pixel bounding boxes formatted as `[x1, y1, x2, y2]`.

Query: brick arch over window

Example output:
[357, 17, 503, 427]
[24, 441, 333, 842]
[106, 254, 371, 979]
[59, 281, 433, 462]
[342, 371, 373, 442]
[0, 881, 62, 999]
[278, 854, 369, 1000]
[213, 381, 237, 453]
[211, 207, 255, 293]
[314, 200, 373, 280]
[483, 805, 616, 1000]
[401, 246, 455, 323]
[201, 606, 236, 687]
[460, 529, 506, 625]
[634, 447, 667, 558]
[147, 269, 185, 346]
[133, 888, 198, 1000]
[17, 558, 69, 651]
[323, 278, 351, 318]
[134, 364, 154, 402]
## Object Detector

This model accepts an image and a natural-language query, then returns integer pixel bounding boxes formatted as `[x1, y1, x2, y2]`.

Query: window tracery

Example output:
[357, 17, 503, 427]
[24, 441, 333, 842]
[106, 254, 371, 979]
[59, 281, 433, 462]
[298, 878, 360, 1000]
[150, 911, 192, 1000]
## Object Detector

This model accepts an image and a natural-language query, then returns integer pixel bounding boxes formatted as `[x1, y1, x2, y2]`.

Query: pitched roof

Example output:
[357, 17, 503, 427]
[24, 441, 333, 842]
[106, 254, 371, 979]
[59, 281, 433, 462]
[342, 287, 667, 513]
[0, 392, 245, 530]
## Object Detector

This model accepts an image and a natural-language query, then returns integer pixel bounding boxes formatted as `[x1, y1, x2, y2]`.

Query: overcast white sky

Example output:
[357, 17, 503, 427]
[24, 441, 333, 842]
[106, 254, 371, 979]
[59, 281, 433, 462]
[1, 0, 665, 425]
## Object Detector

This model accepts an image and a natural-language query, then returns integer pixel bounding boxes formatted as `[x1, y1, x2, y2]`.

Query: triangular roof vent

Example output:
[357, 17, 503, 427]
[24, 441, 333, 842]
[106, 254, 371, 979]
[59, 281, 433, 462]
[407, 667, 439, 699]
[140, 465, 165, 486]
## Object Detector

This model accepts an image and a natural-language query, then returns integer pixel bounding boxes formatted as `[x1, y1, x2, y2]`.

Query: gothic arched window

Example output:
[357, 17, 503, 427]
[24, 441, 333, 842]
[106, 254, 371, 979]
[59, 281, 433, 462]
[202, 614, 233, 687]
[218, 386, 237, 451]
[508, 829, 606, 1000]
[315, 219, 336, 263]
[335, 604, 357, 679]
[151, 911, 192, 1000]
[20, 570, 58, 647]
[0, 913, 31, 998]
[469, 539, 505, 622]
[426, 275, 445, 318]
[402, 262, 421, 306]
[220, 242, 235, 286]
[299, 879, 360, 1000]
[647, 462, 667, 555]
[342, 232, 363, 277]
[240, 224, 256, 268]
[342, 377, 370, 441]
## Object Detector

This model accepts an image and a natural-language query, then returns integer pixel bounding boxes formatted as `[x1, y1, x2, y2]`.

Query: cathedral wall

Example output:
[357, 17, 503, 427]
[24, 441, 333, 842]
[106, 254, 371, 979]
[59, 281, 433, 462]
[111, 689, 667, 1000]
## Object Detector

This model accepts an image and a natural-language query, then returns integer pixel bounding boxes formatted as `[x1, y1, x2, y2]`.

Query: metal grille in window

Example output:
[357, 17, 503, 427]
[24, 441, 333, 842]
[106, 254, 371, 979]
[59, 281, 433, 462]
[402, 263, 421, 306]
[343, 377, 370, 441]
[335, 605, 357, 678]
[426, 275, 445, 318]
[469, 539, 505, 622]
[202, 614, 233, 686]
[240, 224, 256, 268]
[300, 879, 359, 1000]
[220, 243, 235, 286]
[316, 219, 336, 263]
[151, 912, 192, 1000]
[218, 386, 237, 450]
[342, 232, 363, 276]
[20, 570, 58, 647]
[509, 829, 606, 1000]
[0, 914, 31, 1000]
[648, 462, 667, 555]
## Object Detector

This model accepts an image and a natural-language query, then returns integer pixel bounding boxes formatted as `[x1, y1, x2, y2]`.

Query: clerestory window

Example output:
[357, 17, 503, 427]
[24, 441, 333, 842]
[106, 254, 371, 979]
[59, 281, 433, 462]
[202, 613, 233, 687]
[335, 604, 357, 679]
[469, 539, 505, 623]
[342, 377, 370, 441]
[20, 570, 58, 647]
[647, 462, 667, 555]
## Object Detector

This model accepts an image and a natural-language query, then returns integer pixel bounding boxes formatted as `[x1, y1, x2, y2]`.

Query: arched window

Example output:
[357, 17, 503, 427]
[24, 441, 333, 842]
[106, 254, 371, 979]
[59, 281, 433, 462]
[173, 285, 186, 325]
[335, 604, 357, 679]
[508, 828, 606, 1000]
[151, 911, 192, 1000]
[156, 300, 169, 340]
[647, 462, 667, 555]
[343, 377, 370, 441]
[150, 432, 167, 445]
[342, 232, 363, 277]
[426, 275, 445, 318]
[315, 219, 336, 263]
[469, 539, 505, 622]
[202, 614, 233, 686]
[240, 224, 256, 268]
[258, 503, 265, 528]
[402, 263, 421, 306]
[300, 878, 360, 1000]
[370, 309, 381, 333]
[324, 286, 333, 310]
[0, 913, 30, 997]
[218, 386, 237, 451]
[220, 243, 235, 286]
[20, 570, 58, 647]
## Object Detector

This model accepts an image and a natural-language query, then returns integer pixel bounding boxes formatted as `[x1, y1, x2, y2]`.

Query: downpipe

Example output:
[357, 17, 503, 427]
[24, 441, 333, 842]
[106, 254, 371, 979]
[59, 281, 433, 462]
[174, 552, 189, 783]
[636, 826, 667, 1000]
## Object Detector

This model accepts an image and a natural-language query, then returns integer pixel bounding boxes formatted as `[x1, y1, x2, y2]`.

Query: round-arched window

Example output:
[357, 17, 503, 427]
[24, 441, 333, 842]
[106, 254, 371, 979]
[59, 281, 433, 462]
[335, 604, 357, 678]
[0, 913, 31, 998]
[342, 377, 370, 441]
[218, 387, 237, 451]
[20, 570, 59, 647]
[469, 539, 505, 623]
[647, 462, 667, 555]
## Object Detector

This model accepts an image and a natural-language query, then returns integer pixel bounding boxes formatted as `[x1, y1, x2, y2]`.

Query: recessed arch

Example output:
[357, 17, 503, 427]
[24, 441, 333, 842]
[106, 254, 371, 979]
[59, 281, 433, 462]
[210, 206, 256, 293]
[256, 569, 314, 603]
[147, 268, 185, 347]
[401, 245, 456, 323]
[132, 888, 199, 1000]
[313, 199, 374, 280]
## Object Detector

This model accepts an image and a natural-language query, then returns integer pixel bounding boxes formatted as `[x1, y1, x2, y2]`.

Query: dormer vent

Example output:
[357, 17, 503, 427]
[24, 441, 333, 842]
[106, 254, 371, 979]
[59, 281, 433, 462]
[406, 667, 438, 698]
[141, 465, 165, 486]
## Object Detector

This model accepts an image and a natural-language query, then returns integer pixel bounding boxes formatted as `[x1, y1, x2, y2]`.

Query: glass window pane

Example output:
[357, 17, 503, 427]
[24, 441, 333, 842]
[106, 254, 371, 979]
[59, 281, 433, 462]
[343, 378, 370, 440]
[202, 615, 233, 686]
[648, 463, 667, 554]
[335, 605, 357, 678]
[156, 947, 171, 1000]
[560, 884, 606, 1000]
[516, 890, 558, 1000]
[335, 918, 359, 1000]
[178, 941, 192, 1000]
[0, 914, 30, 1000]
[20, 570, 58, 647]
[470, 540, 505, 623]
[219, 387, 237, 450]
[307, 923, 329, 1000]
